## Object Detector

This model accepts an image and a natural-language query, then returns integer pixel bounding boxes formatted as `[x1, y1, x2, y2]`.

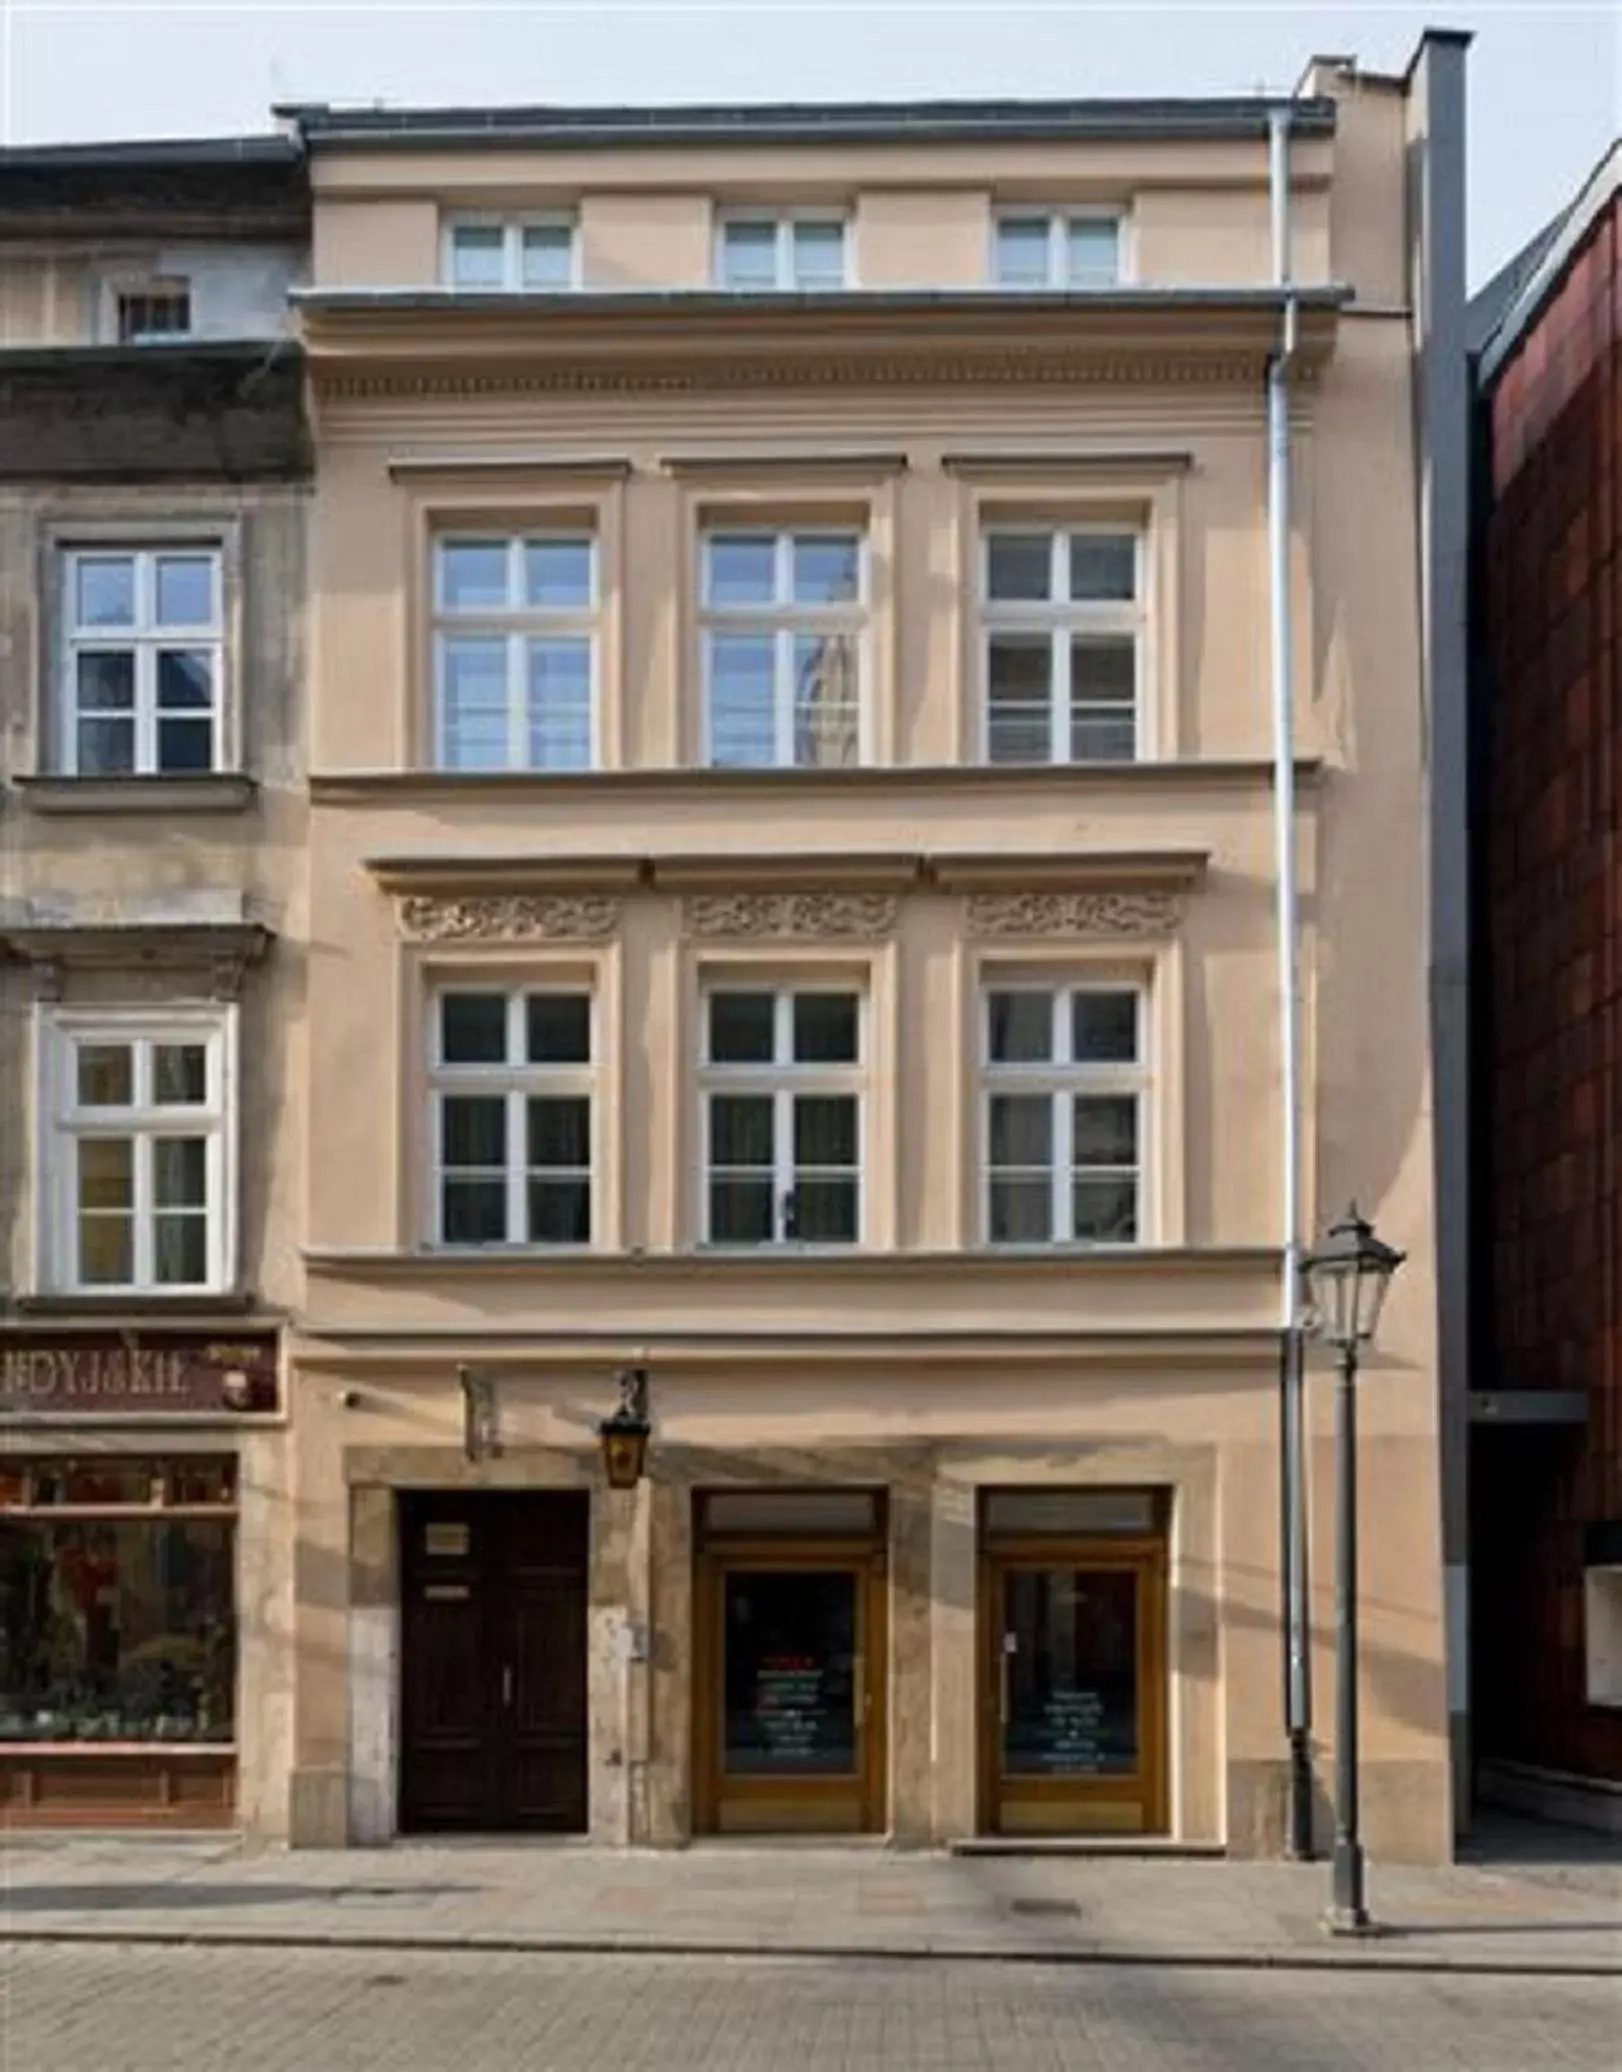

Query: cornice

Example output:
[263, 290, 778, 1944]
[290, 1330, 1283, 1372]
[312, 759, 1324, 806]
[303, 1244, 1279, 1281]
[368, 849, 1210, 900]
[302, 291, 1342, 400]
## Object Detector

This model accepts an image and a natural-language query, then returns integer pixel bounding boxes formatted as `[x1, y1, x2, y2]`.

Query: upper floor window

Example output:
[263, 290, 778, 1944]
[444, 215, 578, 291]
[716, 213, 849, 291]
[44, 1013, 232, 1294]
[702, 987, 862, 1246]
[701, 528, 863, 768]
[116, 282, 191, 343]
[993, 212, 1122, 290]
[981, 983, 1144, 1246]
[980, 527, 1142, 764]
[434, 533, 596, 771]
[431, 989, 595, 1247]
[62, 546, 223, 776]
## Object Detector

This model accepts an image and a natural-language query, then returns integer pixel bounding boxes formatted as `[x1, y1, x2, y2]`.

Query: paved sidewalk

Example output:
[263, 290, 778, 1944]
[1, 1828, 1619, 1975]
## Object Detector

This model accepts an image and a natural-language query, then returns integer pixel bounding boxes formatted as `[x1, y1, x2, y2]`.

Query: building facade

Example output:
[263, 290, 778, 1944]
[280, 42, 1465, 1859]
[1474, 145, 1622, 1832]
[0, 141, 309, 1827]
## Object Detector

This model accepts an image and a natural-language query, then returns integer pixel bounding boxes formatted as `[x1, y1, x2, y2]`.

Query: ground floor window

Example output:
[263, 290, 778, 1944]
[0, 1455, 235, 1745]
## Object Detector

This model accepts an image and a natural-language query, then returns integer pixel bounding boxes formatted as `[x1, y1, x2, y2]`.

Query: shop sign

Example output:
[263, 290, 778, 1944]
[0, 1332, 279, 1418]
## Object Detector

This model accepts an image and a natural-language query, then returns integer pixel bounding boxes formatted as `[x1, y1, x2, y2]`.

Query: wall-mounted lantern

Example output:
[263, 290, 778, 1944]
[597, 1367, 651, 1490]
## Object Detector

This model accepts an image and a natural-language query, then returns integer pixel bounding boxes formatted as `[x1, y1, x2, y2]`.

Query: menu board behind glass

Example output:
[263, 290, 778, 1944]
[723, 1570, 858, 1777]
[1001, 1567, 1139, 1778]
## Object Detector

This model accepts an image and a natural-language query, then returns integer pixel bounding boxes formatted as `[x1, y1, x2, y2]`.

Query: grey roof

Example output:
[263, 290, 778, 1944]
[0, 134, 298, 169]
[1477, 140, 1621, 384]
[283, 95, 1335, 151]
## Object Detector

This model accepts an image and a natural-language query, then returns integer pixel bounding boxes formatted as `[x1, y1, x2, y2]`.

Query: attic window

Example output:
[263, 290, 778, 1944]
[117, 285, 192, 343]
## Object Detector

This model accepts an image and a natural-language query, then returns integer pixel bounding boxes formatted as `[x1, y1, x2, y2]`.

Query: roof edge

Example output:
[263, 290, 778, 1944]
[1478, 139, 1620, 384]
[278, 94, 1337, 151]
[0, 134, 299, 169]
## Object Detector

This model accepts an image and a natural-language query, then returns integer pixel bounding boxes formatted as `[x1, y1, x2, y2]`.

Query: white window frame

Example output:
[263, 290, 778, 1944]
[441, 212, 581, 291]
[433, 531, 599, 772]
[107, 277, 193, 344]
[979, 981, 1147, 1247]
[58, 543, 226, 778]
[699, 986, 865, 1248]
[39, 1006, 237, 1296]
[979, 524, 1145, 765]
[699, 526, 867, 769]
[714, 210, 852, 291]
[428, 986, 597, 1249]
[990, 208, 1125, 289]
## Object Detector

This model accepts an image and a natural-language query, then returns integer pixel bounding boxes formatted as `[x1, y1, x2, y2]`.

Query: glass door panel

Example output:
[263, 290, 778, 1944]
[723, 1569, 858, 1778]
[1001, 1567, 1139, 1778]
[985, 1547, 1165, 1836]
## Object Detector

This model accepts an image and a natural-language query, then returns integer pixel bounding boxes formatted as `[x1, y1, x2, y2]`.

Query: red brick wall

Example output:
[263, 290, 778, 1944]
[1480, 191, 1622, 1777]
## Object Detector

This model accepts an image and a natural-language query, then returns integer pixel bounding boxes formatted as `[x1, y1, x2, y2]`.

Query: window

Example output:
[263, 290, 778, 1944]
[434, 533, 596, 771]
[981, 527, 1142, 763]
[431, 989, 595, 1246]
[444, 216, 578, 290]
[115, 284, 191, 342]
[701, 529, 863, 768]
[702, 988, 862, 1245]
[993, 212, 1122, 289]
[45, 1016, 232, 1294]
[981, 983, 1144, 1245]
[61, 546, 223, 776]
[716, 214, 849, 291]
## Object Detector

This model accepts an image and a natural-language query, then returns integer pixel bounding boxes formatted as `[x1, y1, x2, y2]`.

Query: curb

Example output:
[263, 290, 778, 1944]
[1, 1925, 1618, 1978]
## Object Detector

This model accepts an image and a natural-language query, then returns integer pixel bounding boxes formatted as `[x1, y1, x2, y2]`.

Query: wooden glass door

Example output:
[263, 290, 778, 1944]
[694, 1540, 885, 1834]
[983, 1539, 1166, 1835]
[398, 1491, 589, 1834]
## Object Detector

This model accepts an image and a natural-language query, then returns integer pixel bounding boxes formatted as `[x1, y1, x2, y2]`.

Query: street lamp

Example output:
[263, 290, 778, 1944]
[1301, 1203, 1404, 1935]
[597, 1367, 651, 1491]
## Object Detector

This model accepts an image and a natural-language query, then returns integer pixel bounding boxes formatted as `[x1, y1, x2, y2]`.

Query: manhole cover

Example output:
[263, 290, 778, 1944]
[1010, 1898, 1081, 1919]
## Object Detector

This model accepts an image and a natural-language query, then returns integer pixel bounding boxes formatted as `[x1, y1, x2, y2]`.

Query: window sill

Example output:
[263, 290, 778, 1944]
[14, 774, 258, 816]
[305, 1244, 1274, 1279]
[13, 1291, 262, 1319]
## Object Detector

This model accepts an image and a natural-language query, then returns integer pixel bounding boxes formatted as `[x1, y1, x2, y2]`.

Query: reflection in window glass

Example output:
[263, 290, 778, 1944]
[0, 1519, 236, 1744]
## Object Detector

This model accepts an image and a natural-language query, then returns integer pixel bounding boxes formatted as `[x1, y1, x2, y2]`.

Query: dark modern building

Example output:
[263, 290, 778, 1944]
[1473, 142, 1621, 1833]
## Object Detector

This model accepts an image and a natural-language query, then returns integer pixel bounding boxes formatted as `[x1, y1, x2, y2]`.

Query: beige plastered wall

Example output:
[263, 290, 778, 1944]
[307, 133, 1333, 290]
[283, 76, 1449, 1861]
[0, 480, 310, 1839]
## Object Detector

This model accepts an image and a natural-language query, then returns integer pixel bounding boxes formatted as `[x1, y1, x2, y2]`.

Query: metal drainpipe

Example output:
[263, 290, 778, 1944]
[1268, 102, 1314, 1862]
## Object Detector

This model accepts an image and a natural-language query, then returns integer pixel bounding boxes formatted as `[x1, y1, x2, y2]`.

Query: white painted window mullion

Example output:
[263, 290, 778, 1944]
[774, 1085, 794, 1239]
[506, 1087, 525, 1245]
[508, 630, 525, 772]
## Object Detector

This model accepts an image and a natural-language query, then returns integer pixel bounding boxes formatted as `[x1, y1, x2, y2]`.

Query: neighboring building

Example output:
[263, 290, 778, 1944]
[281, 36, 1467, 1859]
[0, 141, 309, 1828]
[1473, 144, 1622, 1833]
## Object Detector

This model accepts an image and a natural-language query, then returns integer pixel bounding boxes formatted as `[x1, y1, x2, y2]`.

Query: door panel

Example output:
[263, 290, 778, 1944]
[399, 1492, 589, 1835]
[695, 1545, 885, 1835]
[398, 1497, 491, 1830]
[983, 1541, 1165, 1836]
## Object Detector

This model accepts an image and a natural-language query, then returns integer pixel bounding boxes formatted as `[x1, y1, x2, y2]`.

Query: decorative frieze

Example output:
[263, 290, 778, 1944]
[683, 893, 899, 942]
[397, 894, 622, 943]
[966, 891, 1185, 940]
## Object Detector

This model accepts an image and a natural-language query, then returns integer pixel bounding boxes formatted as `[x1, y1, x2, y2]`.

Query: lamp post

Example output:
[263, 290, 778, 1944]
[1300, 1203, 1404, 1935]
[597, 1367, 651, 1491]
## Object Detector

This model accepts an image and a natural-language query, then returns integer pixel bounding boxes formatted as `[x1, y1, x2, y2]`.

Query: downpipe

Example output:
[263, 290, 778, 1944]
[1268, 103, 1314, 1862]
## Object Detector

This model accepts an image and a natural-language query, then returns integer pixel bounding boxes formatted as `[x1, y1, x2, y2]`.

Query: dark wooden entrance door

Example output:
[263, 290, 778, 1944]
[398, 1491, 589, 1834]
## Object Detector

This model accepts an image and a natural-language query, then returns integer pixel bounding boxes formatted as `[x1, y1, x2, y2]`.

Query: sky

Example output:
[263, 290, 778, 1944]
[1, 2, 1617, 287]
